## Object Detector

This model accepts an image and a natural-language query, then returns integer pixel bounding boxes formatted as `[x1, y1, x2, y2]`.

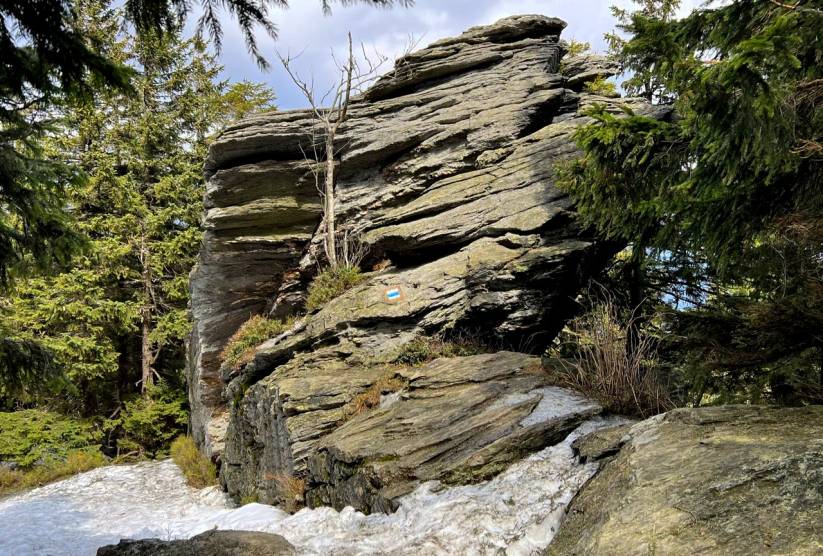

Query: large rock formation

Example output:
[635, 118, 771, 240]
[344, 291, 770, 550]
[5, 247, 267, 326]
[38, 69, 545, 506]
[187, 14, 662, 507]
[547, 405, 823, 555]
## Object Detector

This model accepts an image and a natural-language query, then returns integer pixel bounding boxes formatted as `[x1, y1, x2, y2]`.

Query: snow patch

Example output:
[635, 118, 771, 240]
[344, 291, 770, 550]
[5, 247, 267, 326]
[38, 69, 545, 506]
[0, 417, 626, 556]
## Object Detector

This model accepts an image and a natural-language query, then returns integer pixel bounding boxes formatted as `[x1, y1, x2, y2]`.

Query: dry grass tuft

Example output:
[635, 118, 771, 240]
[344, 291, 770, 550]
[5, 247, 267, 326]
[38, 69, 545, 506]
[220, 315, 296, 370]
[265, 472, 306, 512]
[170, 436, 217, 488]
[548, 296, 674, 418]
[392, 334, 490, 366]
[0, 449, 107, 497]
[305, 265, 365, 311]
[344, 373, 409, 419]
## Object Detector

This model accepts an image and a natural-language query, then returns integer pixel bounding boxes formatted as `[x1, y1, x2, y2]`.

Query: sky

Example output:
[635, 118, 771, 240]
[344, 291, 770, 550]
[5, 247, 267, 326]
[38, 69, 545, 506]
[207, 0, 706, 110]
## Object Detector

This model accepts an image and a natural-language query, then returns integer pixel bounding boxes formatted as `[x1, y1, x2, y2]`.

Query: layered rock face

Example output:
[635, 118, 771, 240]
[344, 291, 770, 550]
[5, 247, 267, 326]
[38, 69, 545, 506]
[188, 14, 659, 509]
[547, 406, 823, 555]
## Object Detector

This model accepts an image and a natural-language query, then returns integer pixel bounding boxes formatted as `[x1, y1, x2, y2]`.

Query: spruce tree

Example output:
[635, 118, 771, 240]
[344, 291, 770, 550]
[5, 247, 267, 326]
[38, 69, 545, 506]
[561, 0, 823, 404]
[2, 2, 275, 414]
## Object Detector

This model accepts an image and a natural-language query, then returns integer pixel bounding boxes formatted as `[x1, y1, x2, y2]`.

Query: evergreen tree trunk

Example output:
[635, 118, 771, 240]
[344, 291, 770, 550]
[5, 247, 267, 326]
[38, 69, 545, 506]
[139, 232, 156, 393]
[624, 256, 645, 360]
[140, 310, 154, 393]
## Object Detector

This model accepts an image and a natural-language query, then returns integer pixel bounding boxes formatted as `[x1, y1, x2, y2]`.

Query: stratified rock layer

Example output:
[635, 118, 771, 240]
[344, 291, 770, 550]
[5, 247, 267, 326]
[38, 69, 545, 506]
[305, 353, 600, 513]
[188, 14, 662, 506]
[547, 405, 823, 556]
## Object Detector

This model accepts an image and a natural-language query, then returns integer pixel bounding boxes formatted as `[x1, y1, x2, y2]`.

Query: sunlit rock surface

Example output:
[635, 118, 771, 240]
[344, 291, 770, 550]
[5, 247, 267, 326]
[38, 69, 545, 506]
[546, 405, 823, 555]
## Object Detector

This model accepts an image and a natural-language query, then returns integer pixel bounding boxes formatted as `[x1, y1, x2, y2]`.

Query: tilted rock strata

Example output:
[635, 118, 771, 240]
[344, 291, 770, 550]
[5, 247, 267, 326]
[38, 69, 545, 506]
[188, 14, 663, 506]
[221, 351, 600, 510]
[547, 405, 823, 556]
[305, 353, 601, 514]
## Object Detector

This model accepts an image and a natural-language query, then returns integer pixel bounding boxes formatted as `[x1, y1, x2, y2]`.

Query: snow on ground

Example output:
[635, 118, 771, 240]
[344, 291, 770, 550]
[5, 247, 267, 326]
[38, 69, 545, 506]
[0, 417, 626, 556]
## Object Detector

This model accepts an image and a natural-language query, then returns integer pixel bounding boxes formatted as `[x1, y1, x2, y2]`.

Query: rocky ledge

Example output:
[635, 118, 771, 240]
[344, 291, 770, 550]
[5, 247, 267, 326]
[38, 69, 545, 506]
[547, 405, 823, 555]
[187, 14, 664, 508]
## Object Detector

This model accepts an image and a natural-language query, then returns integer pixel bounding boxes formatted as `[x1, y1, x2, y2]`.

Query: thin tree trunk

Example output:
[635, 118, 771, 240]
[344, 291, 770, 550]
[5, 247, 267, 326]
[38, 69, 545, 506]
[141, 310, 153, 392]
[324, 131, 337, 267]
[139, 231, 156, 393]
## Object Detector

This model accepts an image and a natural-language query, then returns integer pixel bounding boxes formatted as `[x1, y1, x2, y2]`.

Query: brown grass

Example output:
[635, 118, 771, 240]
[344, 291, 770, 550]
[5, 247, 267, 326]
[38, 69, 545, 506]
[548, 297, 674, 418]
[265, 472, 306, 512]
[392, 334, 490, 366]
[344, 373, 409, 419]
[170, 436, 217, 488]
[0, 449, 107, 497]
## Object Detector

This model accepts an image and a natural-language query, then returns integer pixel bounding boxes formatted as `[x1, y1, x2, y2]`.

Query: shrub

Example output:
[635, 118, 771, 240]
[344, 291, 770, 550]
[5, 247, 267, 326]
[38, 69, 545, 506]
[305, 265, 365, 311]
[565, 38, 591, 57]
[344, 373, 409, 419]
[0, 409, 98, 468]
[583, 76, 618, 96]
[546, 297, 674, 417]
[221, 315, 295, 370]
[393, 335, 490, 366]
[0, 447, 106, 496]
[170, 436, 217, 488]
[108, 381, 187, 457]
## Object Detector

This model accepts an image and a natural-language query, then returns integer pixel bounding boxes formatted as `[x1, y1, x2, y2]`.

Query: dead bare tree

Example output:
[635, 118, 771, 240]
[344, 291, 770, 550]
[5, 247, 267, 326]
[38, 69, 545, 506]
[277, 34, 388, 268]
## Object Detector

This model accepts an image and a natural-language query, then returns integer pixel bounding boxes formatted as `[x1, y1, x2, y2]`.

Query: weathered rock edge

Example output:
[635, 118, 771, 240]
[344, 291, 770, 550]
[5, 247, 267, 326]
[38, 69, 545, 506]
[547, 405, 823, 556]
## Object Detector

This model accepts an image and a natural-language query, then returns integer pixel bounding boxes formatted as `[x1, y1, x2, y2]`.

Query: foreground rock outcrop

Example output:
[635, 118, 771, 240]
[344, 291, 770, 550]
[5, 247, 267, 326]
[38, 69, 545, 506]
[187, 14, 664, 507]
[97, 530, 295, 556]
[547, 405, 823, 555]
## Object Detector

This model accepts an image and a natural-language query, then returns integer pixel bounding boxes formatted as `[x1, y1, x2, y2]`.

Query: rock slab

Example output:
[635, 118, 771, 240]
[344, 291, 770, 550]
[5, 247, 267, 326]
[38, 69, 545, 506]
[304, 352, 601, 513]
[547, 405, 823, 556]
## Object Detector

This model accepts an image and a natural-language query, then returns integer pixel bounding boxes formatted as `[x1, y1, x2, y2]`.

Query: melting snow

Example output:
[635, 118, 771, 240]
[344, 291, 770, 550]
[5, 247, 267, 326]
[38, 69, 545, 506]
[0, 417, 626, 556]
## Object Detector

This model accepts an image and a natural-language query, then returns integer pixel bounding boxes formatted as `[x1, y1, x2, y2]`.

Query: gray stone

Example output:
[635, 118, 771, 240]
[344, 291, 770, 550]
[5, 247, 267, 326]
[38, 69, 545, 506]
[547, 405, 823, 556]
[96, 530, 295, 556]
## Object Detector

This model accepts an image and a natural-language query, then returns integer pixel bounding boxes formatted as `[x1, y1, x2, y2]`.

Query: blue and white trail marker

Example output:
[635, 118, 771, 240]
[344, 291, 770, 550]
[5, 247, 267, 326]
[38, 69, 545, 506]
[385, 287, 403, 302]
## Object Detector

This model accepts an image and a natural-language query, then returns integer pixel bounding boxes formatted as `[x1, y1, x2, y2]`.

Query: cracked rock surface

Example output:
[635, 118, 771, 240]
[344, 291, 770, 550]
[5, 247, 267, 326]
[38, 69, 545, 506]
[547, 405, 823, 556]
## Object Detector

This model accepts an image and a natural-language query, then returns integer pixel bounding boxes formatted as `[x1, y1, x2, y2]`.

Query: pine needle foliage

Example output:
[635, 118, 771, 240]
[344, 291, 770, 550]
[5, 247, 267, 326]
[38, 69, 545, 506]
[561, 0, 823, 404]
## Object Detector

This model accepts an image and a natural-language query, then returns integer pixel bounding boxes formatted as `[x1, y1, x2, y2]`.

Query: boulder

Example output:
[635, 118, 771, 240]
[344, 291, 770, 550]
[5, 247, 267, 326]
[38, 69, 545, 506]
[221, 352, 602, 509]
[547, 405, 823, 555]
[96, 530, 295, 556]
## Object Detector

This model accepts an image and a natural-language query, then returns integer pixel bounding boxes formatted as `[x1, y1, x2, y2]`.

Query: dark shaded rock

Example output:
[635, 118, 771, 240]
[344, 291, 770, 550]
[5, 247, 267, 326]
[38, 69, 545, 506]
[96, 530, 295, 556]
[547, 405, 823, 556]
